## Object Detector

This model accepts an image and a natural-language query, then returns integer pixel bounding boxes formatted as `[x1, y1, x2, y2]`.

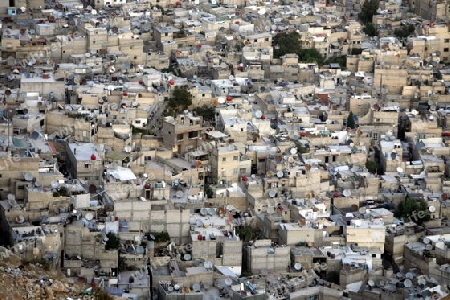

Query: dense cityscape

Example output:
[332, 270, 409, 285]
[0, 0, 450, 299]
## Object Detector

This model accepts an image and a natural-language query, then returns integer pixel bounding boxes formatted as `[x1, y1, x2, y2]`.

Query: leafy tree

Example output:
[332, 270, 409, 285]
[298, 48, 324, 65]
[105, 232, 120, 250]
[359, 0, 380, 24]
[193, 105, 216, 123]
[347, 111, 356, 129]
[273, 31, 303, 58]
[396, 198, 431, 225]
[118, 255, 128, 272]
[363, 22, 378, 37]
[235, 226, 262, 242]
[365, 160, 378, 174]
[168, 87, 192, 112]
[324, 55, 347, 69]
[394, 24, 415, 38]
[273, 32, 324, 64]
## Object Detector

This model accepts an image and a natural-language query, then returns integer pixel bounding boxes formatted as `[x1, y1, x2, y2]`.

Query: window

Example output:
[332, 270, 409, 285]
[177, 134, 184, 141]
[222, 157, 226, 162]
[445, 39, 450, 43]
[233, 156, 238, 161]
[376, 118, 381, 122]
[233, 168, 238, 174]
[188, 131, 198, 138]
[265, 38, 269, 41]
[135, 120, 141, 124]
[85, 163, 90, 169]
[445, 48, 449, 52]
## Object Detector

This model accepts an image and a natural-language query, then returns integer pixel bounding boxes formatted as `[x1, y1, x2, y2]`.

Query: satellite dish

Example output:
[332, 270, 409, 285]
[51, 181, 59, 189]
[204, 261, 213, 269]
[218, 97, 226, 104]
[343, 189, 351, 197]
[208, 208, 216, 216]
[196, 219, 204, 227]
[379, 280, 385, 286]
[368, 279, 375, 287]
[200, 208, 207, 216]
[16, 215, 25, 224]
[229, 75, 234, 80]
[255, 110, 262, 118]
[404, 279, 413, 288]
[397, 167, 404, 173]
[30, 131, 39, 140]
[192, 283, 201, 292]
[174, 285, 181, 291]
[149, 234, 156, 240]
[85, 213, 94, 221]
[34, 181, 41, 188]
[7, 194, 15, 201]
[411, 109, 418, 115]
[405, 272, 414, 279]
[184, 254, 192, 261]
[418, 277, 426, 285]
[294, 263, 302, 271]
[225, 278, 233, 286]
[359, 207, 366, 214]
[425, 244, 433, 251]
[429, 206, 436, 213]
[290, 148, 298, 155]
[276, 171, 284, 178]
[23, 172, 33, 181]
[269, 190, 276, 198]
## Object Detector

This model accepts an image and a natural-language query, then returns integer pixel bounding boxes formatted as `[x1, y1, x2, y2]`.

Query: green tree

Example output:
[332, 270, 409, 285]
[396, 198, 431, 225]
[365, 160, 378, 174]
[347, 112, 356, 129]
[193, 105, 216, 123]
[393, 24, 415, 38]
[105, 232, 120, 250]
[273, 31, 303, 58]
[168, 87, 192, 112]
[324, 55, 347, 69]
[363, 22, 378, 37]
[298, 48, 324, 65]
[359, 0, 380, 24]
[272, 31, 324, 64]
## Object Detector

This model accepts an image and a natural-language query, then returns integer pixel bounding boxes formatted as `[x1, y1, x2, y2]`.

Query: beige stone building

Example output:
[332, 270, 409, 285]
[66, 142, 103, 185]
[161, 114, 203, 155]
